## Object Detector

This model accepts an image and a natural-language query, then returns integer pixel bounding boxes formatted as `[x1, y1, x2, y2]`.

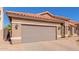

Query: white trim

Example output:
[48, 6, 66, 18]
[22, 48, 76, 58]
[12, 21, 59, 27]
[12, 22, 21, 24]
[57, 35, 61, 37]
[73, 34, 78, 36]
[65, 35, 69, 36]
[11, 37, 21, 40]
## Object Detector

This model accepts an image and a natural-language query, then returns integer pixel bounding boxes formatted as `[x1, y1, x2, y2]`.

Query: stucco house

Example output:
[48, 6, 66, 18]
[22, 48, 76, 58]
[6, 11, 79, 44]
[6, 11, 66, 43]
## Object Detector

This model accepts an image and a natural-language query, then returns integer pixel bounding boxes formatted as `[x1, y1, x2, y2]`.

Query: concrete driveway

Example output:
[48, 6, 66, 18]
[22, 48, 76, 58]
[21, 37, 79, 51]
[0, 37, 79, 51]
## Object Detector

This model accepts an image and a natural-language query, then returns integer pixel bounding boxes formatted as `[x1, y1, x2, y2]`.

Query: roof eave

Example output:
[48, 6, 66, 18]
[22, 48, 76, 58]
[7, 12, 64, 24]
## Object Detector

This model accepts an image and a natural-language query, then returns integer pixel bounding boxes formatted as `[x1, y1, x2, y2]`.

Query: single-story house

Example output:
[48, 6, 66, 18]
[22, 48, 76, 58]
[6, 11, 65, 43]
[6, 11, 79, 44]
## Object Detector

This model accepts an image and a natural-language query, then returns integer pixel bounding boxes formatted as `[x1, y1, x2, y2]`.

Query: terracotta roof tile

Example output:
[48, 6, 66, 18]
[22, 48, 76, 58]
[38, 11, 70, 21]
[7, 11, 65, 23]
[38, 11, 54, 16]
[6, 11, 70, 21]
[68, 20, 79, 26]
[69, 23, 76, 27]
[69, 20, 79, 24]
[6, 11, 79, 25]
[7, 11, 78, 24]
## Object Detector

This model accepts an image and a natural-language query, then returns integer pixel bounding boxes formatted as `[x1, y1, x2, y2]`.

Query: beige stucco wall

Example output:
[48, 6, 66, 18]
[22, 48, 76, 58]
[11, 17, 62, 41]
[64, 21, 70, 37]
[11, 23, 21, 39]
[0, 7, 3, 42]
[72, 26, 77, 36]
[64, 20, 77, 37]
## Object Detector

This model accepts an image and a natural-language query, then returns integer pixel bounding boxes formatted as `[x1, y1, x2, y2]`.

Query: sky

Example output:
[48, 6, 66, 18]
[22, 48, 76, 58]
[4, 7, 79, 27]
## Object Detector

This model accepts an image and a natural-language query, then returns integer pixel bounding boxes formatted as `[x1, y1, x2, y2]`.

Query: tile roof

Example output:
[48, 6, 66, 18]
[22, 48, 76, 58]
[6, 11, 64, 23]
[38, 11, 54, 16]
[7, 11, 79, 25]
[7, 11, 54, 20]
[69, 23, 76, 27]
[69, 20, 79, 24]
[38, 11, 70, 21]
[68, 20, 79, 26]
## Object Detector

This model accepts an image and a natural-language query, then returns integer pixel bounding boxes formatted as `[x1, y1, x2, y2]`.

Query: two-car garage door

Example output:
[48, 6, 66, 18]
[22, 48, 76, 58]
[21, 24, 57, 43]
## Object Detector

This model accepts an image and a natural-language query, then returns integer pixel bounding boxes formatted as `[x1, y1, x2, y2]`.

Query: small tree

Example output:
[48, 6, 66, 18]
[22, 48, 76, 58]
[5, 24, 12, 32]
[7, 24, 12, 31]
[4, 24, 12, 39]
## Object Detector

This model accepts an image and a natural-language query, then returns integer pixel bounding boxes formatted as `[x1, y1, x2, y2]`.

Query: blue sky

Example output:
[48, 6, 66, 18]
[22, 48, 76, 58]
[4, 7, 79, 27]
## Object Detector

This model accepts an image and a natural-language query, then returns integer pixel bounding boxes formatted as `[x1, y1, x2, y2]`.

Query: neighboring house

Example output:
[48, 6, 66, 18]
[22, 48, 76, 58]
[74, 22, 79, 36]
[6, 11, 79, 43]
[64, 20, 79, 37]
[68, 20, 78, 37]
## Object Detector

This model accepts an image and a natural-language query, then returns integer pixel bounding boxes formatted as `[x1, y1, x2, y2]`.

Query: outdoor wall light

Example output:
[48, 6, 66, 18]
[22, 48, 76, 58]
[15, 24, 18, 30]
[58, 27, 61, 30]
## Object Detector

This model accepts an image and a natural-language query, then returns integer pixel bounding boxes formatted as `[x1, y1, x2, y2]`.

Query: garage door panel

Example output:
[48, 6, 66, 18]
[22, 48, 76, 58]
[22, 25, 56, 43]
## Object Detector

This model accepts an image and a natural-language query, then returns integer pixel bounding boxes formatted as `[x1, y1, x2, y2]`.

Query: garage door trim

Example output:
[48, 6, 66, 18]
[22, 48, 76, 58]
[21, 24, 57, 27]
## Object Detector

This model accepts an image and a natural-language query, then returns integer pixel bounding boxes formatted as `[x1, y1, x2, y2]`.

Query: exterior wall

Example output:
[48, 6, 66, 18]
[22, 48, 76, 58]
[57, 24, 62, 37]
[61, 23, 65, 38]
[65, 21, 70, 37]
[11, 17, 62, 43]
[0, 10, 1, 40]
[76, 25, 79, 36]
[11, 23, 21, 44]
[69, 26, 73, 37]
[11, 23, 21, 39]
[72, 26, 77, 36]
[0, 7, 3, 42]
[65, 20, 78, 37]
